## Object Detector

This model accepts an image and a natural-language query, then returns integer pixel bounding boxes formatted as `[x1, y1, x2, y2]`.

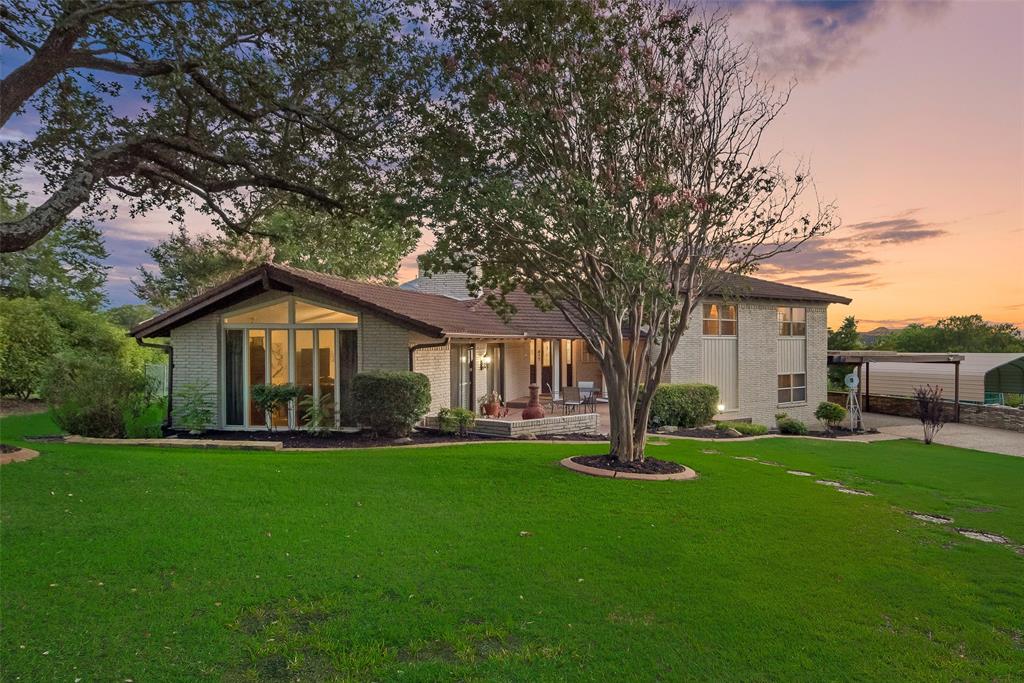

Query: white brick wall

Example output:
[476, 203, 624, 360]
[409, 335, 450, 414]
[665, 299, 830, 428]
[169, 314, 221, 429]
[360, 316, 411, 371]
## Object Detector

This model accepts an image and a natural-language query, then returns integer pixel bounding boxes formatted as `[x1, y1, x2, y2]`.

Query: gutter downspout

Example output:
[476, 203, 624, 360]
[409, 338, 449, 372]
[136, 339, 173, 428]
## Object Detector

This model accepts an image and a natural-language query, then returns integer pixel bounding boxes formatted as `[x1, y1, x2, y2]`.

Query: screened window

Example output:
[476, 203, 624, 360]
[224, 300, 290, 325]
[703, 303, 738, 336]
[778, 373, 807, 404]
[777, 307, 806, 337]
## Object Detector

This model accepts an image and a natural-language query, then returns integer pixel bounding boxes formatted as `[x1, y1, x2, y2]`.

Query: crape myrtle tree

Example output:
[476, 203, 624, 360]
[419, 1, 836, 462]
[0, 0, 432, 252]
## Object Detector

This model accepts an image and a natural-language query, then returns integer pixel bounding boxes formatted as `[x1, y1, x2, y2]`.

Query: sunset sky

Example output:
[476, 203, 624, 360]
[4, 0, 1023, 330]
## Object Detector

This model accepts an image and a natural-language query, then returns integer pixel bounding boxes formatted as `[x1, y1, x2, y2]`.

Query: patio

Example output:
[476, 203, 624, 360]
[505, 393, 612, 433]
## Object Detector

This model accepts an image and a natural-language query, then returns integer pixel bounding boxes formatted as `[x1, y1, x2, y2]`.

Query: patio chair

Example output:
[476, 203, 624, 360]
[561, 386, 584, 414]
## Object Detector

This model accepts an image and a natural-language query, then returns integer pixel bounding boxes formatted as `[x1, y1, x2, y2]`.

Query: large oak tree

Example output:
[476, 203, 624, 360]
[419, 1, 836, 462]
[0, 0, 431, 252]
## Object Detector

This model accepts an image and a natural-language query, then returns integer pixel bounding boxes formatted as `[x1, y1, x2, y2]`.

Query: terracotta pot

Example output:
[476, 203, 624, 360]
[484, 402, 501, 417]
[522, 384, 546, 420]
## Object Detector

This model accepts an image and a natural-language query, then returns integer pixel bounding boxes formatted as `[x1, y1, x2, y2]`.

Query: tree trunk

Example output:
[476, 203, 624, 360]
[0, 25, 82, 127]
[603, 359, 647, 463]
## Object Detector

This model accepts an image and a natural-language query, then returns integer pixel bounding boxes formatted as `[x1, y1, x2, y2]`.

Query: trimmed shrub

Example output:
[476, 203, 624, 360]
[777, 416, 809, 436]
[125, 398, 168, 438]
[814, 401, 847, 431]
[41, 351, 153, 437]
[352, 371, 431, 437]
[715, 421, 768, 436]
[649, 383, 718, 429]
[438, 407, 476, 436]
[251, 383, 302, 431]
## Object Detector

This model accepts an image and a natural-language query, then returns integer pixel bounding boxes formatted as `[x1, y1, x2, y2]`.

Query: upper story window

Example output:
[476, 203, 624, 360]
[703, 303, 737, 336]
[777, 306, 806, 337]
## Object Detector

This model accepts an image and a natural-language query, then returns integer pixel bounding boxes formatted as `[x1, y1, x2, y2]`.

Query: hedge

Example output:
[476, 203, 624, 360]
[352, 371, 431, 437]
[649, 383, 719, 428]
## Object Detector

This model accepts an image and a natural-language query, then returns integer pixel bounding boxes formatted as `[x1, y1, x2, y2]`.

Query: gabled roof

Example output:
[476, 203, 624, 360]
[131, 262, 850, 339]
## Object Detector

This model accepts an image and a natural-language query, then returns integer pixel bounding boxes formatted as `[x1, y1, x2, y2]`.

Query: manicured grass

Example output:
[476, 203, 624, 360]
[2, 413, 1022, 681]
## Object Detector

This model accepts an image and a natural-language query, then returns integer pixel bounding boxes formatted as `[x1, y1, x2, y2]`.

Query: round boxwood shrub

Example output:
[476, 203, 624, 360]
[814, 401, 847, 431]
[649, 383, 719, 429]
[777, 415, 809, 436]
[352, 371, 431, 437]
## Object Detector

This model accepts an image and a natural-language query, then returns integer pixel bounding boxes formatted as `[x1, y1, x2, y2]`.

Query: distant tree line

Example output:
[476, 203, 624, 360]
[829, 315, 1024, 354]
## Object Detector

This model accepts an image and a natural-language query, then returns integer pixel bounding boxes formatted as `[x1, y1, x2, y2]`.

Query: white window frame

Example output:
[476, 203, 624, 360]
[220, 296, 358, 430]
[777, 372, 807, 406]
[702, 303, 738, 337]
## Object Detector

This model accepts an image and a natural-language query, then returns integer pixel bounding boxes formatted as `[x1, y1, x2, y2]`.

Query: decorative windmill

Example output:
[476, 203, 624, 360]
[844, 372, 862, 432]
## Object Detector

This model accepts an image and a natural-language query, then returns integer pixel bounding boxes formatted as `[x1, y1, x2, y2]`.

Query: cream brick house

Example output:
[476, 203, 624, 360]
[131, 263, 849, 430]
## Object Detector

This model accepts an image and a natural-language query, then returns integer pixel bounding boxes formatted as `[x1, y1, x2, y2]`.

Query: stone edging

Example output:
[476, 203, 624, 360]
[0, 446, 40, 465]
[65, 436, 283, 451]
[559, 456, 698, 481]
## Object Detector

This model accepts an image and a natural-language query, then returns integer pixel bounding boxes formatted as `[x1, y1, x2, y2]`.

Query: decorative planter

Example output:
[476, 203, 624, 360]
[483, 402, 501, 417]
[522, 384, 546, 420]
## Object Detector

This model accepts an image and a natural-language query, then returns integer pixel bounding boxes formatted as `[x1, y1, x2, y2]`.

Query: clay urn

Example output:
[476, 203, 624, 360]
[522, 383, 546, 420]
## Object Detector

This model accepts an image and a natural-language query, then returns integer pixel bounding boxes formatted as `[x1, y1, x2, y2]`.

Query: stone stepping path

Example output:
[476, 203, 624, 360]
[836, 487, 873, 496]
[728, 454, 1020, 553]
[700, 449, 721, 455]
[957, 529, 1011, 544]
[910, 512, 952, 525]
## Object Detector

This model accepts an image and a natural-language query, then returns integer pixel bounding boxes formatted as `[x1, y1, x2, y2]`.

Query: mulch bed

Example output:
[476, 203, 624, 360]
[571, 454, 688, 475]
[0, 444, 18, 454]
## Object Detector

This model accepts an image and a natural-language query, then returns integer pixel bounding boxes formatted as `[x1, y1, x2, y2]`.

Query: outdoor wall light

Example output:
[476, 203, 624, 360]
[717, 403, 726, 413]
[479, 354, 492, 370]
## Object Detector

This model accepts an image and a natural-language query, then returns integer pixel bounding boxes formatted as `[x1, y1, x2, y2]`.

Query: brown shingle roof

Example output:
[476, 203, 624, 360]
[131, 263, 848, 339]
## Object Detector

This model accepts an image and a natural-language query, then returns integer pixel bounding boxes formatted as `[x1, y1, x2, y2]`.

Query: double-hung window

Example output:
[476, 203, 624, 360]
[703, 303, 738, 336]
[777, 373, 807, 404]
[777, 306, 806, 337]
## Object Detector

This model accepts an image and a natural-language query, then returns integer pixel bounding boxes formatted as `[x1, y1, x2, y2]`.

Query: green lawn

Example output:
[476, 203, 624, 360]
[2, 412, 1022, 681]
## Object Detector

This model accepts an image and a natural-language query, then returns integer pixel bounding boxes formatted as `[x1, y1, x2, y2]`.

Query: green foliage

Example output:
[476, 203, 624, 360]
[438, 407, 476, 436]
[1005, 393, 1023, 409]
[0, 298, 64, 398]
[351, 371, 431, 438]
[777, 416, 809, 436]
[814, 401, 848, 430]
[133, 211, 418, 308]
[875, 315, 1024, 353]
[0, 191, 109, 309]
[40, 352, 153, 438]
[300, 393, 334, 436]
[104, 304, 159, 330]
[649, 384, 719, 429]
[2, 0, 428, 252]
[124, 398, 168, 438]
[715, 421, 768, 436]
[173, 382, 214, 434]
[250, 384, 302, 431]
[828, 316, 861, 350]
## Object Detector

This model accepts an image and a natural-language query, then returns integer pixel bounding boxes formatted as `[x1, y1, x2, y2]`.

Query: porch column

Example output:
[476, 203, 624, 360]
[551, 339, 561, 400]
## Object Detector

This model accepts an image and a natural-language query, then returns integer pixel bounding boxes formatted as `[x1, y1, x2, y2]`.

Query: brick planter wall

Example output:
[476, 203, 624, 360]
[422, 412, 600, 437]
[828, 391, 1024, 433]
